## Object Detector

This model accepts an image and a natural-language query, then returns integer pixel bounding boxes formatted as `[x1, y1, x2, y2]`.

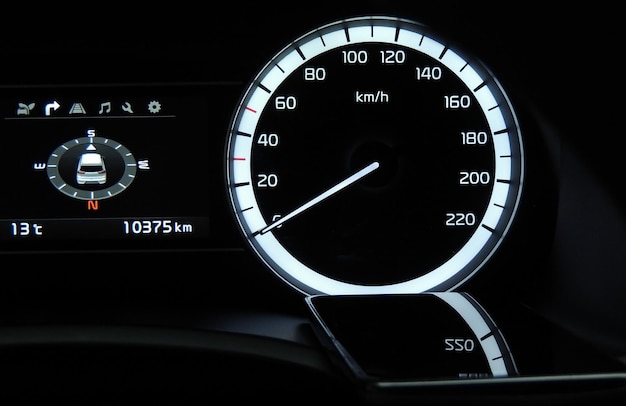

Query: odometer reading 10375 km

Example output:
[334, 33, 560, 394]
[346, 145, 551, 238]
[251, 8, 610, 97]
[226, 16, 524, 295]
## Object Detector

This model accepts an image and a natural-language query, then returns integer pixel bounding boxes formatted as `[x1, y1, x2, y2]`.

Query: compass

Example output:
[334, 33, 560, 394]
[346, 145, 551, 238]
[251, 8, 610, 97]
[46, 130, 137, 201]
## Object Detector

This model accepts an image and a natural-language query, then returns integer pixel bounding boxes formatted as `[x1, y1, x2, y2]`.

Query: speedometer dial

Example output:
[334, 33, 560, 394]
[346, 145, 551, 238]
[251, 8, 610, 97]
[226, 16, 524, 295]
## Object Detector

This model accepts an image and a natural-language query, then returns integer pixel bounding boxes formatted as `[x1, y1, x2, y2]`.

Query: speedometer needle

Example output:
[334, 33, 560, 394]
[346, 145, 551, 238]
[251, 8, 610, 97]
[259, 161, 380, 235]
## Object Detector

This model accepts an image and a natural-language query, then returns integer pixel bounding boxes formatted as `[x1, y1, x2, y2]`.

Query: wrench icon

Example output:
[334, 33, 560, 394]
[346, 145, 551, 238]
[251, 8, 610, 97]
[121, 102, 134, 113]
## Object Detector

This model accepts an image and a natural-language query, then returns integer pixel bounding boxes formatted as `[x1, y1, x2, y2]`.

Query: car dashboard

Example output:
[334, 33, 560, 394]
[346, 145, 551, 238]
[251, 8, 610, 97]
[1, 2, 625, 405]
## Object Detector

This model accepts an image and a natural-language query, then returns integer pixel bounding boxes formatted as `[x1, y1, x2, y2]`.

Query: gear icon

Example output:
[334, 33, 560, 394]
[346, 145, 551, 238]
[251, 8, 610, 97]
[147, 100, 161, 114]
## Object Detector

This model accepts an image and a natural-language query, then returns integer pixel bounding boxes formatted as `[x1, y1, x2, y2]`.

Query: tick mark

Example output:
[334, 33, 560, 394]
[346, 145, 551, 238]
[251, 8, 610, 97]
[473, 81, 487, 92]
[296, 47, 306, 60]
[439, 46, 449, 59]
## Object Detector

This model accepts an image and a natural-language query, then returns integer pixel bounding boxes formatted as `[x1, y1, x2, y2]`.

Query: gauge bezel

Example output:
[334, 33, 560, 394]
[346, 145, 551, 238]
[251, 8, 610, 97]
[226, 16, 524, 295]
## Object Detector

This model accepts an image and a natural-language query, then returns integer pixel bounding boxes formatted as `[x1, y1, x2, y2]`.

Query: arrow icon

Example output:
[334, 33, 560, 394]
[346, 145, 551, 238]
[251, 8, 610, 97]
[44, 101, 60, 116]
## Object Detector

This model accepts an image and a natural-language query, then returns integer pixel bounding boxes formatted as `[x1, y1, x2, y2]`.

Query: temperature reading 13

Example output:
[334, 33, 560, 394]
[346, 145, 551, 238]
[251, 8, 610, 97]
[11, 222, 44, 237]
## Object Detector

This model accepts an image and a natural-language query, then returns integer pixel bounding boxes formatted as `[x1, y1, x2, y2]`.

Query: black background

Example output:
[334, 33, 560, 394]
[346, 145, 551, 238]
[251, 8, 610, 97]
[1, 1, 625, 404]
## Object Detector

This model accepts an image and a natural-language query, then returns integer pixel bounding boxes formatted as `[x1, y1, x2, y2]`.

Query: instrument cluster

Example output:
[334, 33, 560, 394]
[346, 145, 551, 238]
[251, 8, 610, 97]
[1, 2, 625, 403]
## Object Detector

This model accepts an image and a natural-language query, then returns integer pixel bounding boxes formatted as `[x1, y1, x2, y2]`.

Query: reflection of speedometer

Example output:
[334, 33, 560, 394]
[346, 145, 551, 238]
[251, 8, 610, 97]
[226, 16, 524, 295]
[306, 293, 518, 381]
[47, 131, 137, 200]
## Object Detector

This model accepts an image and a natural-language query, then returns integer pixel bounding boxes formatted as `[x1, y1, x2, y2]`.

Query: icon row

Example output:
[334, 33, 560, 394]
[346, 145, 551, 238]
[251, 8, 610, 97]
[16, 100, 162, 116]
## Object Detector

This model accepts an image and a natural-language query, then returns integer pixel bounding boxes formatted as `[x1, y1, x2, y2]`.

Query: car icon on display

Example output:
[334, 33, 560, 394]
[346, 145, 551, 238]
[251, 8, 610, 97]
[76, 152, 106, 185]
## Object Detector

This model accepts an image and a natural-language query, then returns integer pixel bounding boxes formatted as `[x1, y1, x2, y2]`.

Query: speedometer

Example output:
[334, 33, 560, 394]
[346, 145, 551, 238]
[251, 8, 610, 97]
[226, 16, 524, 295]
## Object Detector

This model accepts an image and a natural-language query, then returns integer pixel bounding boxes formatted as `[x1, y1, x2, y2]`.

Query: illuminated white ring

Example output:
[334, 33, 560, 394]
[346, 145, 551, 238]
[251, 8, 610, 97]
[227, 16, 524, 295]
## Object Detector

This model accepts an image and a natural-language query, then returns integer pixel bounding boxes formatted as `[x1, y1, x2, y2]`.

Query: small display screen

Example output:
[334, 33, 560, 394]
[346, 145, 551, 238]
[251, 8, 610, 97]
[0, 83, 240, 252]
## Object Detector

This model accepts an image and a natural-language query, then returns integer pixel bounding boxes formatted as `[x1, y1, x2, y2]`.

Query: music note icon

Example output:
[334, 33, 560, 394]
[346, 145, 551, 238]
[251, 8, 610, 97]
[98, 101, 111, 114]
